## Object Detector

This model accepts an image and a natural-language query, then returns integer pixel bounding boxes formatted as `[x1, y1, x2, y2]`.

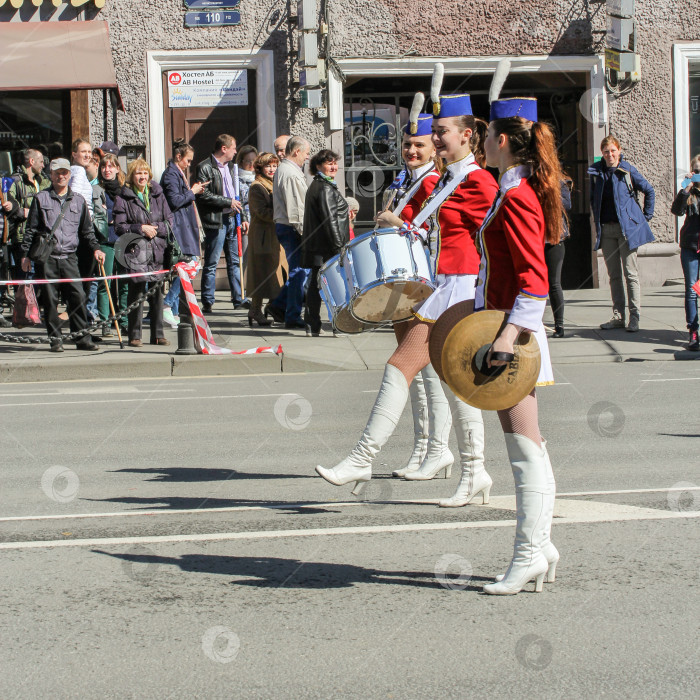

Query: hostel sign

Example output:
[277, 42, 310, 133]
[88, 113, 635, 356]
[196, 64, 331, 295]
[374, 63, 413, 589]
[167, 69, 248, 108]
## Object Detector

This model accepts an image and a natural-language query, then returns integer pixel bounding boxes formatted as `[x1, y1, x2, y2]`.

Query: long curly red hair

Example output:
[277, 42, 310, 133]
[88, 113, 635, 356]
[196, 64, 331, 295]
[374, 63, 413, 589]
[491, 117, 566, 245]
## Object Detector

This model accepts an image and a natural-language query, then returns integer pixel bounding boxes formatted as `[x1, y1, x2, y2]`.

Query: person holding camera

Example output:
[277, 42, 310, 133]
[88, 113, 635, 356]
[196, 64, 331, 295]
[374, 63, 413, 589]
[21, 159, 105, 352]
[672, 155, 700, 351]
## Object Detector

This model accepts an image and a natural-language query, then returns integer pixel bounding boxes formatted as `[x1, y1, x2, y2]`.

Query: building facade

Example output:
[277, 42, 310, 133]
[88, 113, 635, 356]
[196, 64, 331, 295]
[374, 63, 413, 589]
[2, 0, 700, 289]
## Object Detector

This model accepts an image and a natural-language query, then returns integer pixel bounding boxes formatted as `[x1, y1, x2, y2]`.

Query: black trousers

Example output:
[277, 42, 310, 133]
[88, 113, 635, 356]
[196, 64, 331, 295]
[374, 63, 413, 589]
[41, 255, 91, 343]
[304, 265, 322, 334]
[127, 280, 164, 342]
[544, 241, 565, 328]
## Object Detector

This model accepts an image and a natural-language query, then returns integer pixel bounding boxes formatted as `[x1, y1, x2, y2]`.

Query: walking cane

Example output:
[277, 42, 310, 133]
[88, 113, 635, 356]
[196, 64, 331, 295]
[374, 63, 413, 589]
[99, 260, 123, 349]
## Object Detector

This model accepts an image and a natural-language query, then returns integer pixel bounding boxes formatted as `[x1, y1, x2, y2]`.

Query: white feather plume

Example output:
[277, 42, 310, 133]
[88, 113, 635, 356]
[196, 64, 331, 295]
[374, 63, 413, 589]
[430, 63, 444, 107]
[489, 58, 511, 104]
[409, 92, 425, 133]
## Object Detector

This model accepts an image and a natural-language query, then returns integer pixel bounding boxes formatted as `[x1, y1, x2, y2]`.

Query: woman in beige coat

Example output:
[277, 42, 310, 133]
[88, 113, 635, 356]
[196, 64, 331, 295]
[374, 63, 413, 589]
[247, 152, 288, 326]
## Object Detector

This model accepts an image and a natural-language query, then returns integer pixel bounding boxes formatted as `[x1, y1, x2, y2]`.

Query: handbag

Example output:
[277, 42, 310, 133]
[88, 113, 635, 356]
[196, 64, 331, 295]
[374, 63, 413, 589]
[29, 196, 70, 264]
[12, 284, 41, 328]
[163, 220, 184, 270]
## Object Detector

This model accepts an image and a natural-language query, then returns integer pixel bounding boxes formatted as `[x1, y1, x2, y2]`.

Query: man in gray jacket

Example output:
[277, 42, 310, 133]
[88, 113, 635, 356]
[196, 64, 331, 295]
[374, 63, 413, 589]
[22, 159, 106, 352]
[271, 136, 311, 328]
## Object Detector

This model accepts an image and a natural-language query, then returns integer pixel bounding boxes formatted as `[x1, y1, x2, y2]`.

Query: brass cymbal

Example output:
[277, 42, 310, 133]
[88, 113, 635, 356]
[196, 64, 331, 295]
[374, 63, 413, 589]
[428, 300, 474, 381]
[441, 310, 541, 411]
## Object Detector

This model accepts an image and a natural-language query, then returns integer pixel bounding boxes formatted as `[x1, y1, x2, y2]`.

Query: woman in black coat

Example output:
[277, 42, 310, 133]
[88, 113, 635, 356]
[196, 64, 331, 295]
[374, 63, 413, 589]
[114, 158, 174, 347]
[301, 149, 350, 336]
[160, 140, 206, 326]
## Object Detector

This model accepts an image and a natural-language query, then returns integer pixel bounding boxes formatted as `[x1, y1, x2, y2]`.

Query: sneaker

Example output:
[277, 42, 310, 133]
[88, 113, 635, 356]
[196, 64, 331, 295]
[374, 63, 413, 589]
[0, 314, 12, 328]
[102, 324, 114, 337]
[201, 303, 213, 313]
[688, 330, 699, 351]
[49, 338, 64, 353]
[626, 317, 639, 333]
[600, 316, 625, 330]
[163, 307, 180, 328]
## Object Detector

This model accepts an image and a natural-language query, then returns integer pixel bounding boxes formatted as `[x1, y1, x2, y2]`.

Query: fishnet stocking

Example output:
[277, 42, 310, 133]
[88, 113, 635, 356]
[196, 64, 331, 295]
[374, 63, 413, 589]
[393, 320, 411, 345]
[497, 390, 541, 445]
[388, 319, 431, 384]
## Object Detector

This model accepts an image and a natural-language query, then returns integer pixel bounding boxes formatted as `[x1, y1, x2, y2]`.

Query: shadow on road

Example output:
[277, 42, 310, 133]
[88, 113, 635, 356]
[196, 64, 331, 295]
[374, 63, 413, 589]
[92, 549, 491, 591]
[108, 467, 314, 482]
[84, 494, 349, 513]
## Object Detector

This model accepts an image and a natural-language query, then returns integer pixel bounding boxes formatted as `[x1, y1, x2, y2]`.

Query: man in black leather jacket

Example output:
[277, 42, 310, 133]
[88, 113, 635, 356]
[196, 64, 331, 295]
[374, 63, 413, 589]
[194, 134, 245, 312]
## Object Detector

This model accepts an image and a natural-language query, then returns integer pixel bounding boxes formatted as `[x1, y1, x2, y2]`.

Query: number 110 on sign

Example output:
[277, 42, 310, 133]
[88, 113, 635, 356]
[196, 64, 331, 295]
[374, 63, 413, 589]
[184, 11, 241, 27]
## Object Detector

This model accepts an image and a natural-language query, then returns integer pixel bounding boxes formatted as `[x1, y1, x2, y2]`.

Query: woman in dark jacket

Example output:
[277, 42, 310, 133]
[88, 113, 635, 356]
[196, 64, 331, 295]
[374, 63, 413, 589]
[672, 155, 700, 350]
[301, 149, 350, 337]
[98, 153, 127, 335]
[160, 140, 206, 327]
[114, 158, 174, 347]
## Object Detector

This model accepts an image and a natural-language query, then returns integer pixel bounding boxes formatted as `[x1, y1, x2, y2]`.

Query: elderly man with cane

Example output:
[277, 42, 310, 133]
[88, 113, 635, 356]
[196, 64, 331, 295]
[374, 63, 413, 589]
[21, 159, 105, 352]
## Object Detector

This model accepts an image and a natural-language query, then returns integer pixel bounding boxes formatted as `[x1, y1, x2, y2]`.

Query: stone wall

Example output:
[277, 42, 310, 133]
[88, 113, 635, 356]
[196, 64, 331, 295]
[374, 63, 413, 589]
[88, 0, 700, 253]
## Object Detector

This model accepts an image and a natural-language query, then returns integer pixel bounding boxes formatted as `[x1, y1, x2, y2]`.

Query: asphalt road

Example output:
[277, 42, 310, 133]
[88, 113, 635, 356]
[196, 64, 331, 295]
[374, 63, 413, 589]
[1, 362, 699, 698]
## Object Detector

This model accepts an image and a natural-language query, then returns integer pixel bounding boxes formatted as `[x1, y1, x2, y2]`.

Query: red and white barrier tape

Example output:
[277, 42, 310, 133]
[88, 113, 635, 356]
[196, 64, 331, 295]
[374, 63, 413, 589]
[0, 269, 171, 286]
[175, 261, 283, 357]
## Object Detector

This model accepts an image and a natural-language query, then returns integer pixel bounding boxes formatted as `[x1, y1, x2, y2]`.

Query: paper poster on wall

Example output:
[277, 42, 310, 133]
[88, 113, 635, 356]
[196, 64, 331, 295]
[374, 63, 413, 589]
[167, 70, 248, 108]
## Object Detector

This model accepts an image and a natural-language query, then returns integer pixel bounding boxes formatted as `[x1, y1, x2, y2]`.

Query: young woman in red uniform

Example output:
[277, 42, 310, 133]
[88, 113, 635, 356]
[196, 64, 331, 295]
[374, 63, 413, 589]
[316, 67, 498, 509]
[472, 95, 564, 595]
[380, 106, 452, 480]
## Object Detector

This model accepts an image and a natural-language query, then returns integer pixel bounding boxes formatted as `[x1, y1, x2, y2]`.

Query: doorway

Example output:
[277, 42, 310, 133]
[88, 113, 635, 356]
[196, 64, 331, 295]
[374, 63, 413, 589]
[343, 72, 593, 290]
[162, 70, 257, 179]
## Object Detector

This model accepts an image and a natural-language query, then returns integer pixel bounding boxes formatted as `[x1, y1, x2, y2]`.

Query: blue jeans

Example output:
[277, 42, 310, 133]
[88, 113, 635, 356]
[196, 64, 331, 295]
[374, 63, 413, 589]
[201, 215, 241, 307]
[164, 277, 180, 315]
[87, 281, 98, 321]
[273, 223, 310, 323]
[680, 247, 700, 330]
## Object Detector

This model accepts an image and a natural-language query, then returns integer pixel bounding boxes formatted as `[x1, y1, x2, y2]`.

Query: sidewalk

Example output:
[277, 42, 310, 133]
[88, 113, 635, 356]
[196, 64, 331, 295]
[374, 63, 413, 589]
[0, 286, 696, 383]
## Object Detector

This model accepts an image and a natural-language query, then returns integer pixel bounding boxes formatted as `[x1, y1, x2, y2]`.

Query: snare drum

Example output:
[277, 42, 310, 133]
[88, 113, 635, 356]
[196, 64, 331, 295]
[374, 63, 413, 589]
[343, 228, 435, 324]
[318, 254, 379, 334]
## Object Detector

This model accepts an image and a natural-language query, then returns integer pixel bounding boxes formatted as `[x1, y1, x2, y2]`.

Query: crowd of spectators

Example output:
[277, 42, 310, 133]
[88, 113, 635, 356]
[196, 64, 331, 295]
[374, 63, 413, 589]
[3, 130, 700, 351]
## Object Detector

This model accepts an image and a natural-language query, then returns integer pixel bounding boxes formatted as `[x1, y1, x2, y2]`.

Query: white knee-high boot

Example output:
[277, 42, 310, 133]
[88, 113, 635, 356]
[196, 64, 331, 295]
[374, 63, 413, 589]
[316, 364, 409, 494]
[483, 433, 550, 595]
[541, 439, 559, 582]
[494, 438, 558, 583]
[437, 384, 491, 506]
[392, 372, 428, 478]
[402, 367, 454, 481]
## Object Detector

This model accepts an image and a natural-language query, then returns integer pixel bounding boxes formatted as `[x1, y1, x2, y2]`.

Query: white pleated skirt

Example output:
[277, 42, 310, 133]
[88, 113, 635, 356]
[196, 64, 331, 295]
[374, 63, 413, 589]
[413, 273, 477, 323]
[533, 324, 554, 387]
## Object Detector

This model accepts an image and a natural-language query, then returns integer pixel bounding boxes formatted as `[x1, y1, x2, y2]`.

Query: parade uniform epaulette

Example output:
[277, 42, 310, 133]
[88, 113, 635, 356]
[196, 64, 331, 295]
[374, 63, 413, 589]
[475, 166, 548, 332]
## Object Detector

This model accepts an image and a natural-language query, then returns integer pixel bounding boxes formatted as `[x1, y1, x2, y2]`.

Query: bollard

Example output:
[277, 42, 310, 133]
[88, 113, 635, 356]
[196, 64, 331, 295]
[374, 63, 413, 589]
[175, 322, 198, 355]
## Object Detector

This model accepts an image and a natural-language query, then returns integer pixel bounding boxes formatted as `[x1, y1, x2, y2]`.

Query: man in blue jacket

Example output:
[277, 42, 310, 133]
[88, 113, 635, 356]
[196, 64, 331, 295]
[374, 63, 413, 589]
[589, 135, 655, 332]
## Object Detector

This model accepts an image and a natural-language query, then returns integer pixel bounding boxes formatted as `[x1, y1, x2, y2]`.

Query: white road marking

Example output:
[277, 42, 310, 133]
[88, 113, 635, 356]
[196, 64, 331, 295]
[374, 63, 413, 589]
[1, 486, 697, 523]
[0, 388, 196, 398]
[641, 377, 700, 382]
[0, 392, 293, 408]
[0, 507, 698, 551]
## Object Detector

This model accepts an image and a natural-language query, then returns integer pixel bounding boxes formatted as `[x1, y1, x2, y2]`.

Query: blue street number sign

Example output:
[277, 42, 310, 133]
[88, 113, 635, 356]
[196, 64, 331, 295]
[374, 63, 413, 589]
[185, 10, 241, 26]
[184, 0, 240, 8]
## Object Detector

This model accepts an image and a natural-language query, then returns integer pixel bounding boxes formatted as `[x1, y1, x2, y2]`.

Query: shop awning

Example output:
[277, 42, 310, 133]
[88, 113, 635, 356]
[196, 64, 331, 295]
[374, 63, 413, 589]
[0, 20, 124, 110]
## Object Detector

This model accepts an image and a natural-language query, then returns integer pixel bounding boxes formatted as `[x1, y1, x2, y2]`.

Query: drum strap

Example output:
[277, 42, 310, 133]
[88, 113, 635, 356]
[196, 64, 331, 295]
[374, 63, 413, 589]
[392, 165, 438, 216]
[411, 161, 482, 230]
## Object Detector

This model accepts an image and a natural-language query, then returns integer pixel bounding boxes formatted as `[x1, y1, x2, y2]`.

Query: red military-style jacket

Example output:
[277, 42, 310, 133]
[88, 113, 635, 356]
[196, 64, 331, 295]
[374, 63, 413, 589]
[474, 165, 549, 332]
[402, 155, 497, 276]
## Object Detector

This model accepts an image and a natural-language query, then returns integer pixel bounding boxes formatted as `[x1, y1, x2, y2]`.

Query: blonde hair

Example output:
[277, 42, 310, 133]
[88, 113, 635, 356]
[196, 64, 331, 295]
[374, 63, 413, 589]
[126, 158, 153, 188]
